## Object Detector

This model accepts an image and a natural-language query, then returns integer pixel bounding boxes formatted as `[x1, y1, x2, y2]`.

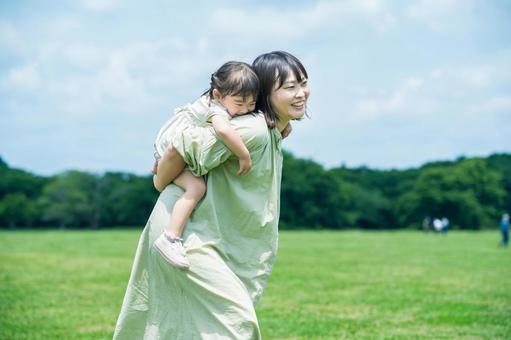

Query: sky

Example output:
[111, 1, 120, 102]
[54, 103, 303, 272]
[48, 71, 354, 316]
[1, 0, 510, 175]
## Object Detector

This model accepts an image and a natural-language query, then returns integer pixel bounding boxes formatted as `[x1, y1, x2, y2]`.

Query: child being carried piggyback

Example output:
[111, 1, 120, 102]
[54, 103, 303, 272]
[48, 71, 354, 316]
[151, 61, 264, 269]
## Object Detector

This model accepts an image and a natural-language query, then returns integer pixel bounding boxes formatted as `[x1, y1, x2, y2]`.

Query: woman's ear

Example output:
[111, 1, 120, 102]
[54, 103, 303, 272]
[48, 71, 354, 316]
[212, 88, 221, 100]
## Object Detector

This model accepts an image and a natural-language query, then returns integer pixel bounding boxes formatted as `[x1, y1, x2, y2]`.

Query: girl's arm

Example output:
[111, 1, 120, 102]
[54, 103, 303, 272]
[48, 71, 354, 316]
[168, 113, 267, 178]
[211, 115, 252, 176]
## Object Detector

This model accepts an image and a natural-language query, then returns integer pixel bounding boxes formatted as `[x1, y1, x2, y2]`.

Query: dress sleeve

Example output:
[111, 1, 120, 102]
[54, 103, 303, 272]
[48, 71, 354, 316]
[170, 112, 270, 176]
[205, 101, 231, 123]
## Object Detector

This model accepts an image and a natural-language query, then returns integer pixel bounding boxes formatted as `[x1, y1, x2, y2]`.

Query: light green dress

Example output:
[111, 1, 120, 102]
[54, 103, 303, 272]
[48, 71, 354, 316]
[154, 95, 231, 159]
[113, 112, 283, 340]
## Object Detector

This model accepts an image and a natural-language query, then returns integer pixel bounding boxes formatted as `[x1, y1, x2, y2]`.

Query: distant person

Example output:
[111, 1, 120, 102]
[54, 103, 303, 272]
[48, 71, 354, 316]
[433, 218, 443, 233]
[422, 216, 431, 231]
[500, 213, 509, 247]
[441, 217, 449, 234]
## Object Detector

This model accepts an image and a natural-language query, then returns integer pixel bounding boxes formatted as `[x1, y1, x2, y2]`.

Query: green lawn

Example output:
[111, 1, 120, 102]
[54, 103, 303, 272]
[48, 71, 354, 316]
[1, 230, 510, 339]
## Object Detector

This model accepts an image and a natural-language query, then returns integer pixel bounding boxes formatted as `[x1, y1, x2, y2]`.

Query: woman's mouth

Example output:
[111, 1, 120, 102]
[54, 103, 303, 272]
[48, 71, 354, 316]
[291, 101, 305, 109]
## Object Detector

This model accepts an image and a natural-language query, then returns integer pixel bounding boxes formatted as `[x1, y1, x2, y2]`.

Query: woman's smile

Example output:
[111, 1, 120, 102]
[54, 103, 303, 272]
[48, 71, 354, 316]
[271, 74, 310, 123]
[291, 101, 305, 109]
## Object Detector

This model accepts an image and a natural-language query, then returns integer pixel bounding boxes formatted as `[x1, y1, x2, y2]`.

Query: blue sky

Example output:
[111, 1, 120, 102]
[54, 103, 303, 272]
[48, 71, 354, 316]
[1, 0, 510, 175]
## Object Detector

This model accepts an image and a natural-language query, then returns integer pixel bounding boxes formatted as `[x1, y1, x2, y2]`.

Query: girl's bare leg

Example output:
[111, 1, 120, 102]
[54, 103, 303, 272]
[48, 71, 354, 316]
[154, 146, 186, 192]
[166, 170, 206, 238]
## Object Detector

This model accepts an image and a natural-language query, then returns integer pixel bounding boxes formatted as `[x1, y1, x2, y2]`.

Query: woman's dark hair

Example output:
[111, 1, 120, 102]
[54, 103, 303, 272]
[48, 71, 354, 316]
[203, 61, 259, 101]
[252, 51, 308, 128]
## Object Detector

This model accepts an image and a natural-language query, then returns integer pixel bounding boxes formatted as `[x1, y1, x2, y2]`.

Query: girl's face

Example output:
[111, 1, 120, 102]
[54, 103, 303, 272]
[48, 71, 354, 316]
[270, 72, 310, 122]
[213, 89, 256, 117]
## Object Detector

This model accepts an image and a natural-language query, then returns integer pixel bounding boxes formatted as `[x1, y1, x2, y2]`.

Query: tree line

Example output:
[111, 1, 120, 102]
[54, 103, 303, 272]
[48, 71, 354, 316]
[0, 152, 509, 230]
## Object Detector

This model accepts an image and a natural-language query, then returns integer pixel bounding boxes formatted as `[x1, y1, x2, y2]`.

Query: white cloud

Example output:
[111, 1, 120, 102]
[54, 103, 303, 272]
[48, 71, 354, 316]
[80, 0, 118, 11]
[351, 60, 511, 126]
[429, 63, 511, 95]
[1, 34, 215, 109]
[407, 0, 476, 32]
[0, 20, 24, 53]
[2, 64, 41, 89]
[460, 66, 492, 88]
[483, 96, 511, 113]
[61, 43, 104, 69]
[208, 0, 395, 44]
[354, 77, 425, 121]
[302, 55, 511, 166]
[1, 0, 509, 173]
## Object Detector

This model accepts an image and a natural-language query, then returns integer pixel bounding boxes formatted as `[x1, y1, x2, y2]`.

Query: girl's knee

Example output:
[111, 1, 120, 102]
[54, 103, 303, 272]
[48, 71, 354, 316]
[183, 176, 205, 200]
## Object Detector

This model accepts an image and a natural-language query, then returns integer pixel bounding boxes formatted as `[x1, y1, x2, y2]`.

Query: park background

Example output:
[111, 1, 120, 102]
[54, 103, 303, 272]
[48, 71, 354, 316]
[1, 153, 510, 230]
[1, 0, 510, 339]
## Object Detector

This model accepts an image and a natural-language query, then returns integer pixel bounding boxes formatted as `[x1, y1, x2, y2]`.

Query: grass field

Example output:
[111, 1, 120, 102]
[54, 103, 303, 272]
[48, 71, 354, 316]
[1, 229, 510, 339]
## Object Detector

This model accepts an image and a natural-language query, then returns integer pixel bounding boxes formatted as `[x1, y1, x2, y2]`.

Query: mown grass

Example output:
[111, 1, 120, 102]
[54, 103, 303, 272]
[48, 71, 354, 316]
[0, 230, 510, 339]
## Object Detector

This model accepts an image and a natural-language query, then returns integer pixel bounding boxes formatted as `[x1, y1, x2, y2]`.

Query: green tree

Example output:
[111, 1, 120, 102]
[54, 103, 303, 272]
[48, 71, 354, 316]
[0, 193, 39, 228]
[330, 166, 418, 228]
[396, 159, 505, 229]
[0, 163, 47, 200]
[487, 154, 511, 216]
[343, 183, 394, 229]
[1, 152, 510, 230]
[281, 151, 350, 229]
[38, 171, 99, 228]
[111, 175, 157, 226]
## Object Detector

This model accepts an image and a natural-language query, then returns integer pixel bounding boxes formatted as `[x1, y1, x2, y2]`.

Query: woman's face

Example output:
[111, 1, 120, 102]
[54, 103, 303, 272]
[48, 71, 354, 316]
[270, 72, 310, 122]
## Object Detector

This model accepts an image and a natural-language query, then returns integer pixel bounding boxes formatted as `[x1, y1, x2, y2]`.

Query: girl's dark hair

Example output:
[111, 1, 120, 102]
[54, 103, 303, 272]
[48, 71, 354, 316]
[252, 51, 308, 128]
[203, 61, 259, 101]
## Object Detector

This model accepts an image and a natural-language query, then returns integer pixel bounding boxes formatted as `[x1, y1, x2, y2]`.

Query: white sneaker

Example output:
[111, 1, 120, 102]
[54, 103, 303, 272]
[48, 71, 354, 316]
[153, 233, 190, 269]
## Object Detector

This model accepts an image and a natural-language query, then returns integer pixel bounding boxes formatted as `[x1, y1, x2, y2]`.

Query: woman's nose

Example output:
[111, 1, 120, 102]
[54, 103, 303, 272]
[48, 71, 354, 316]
[295, 87, 305, 99]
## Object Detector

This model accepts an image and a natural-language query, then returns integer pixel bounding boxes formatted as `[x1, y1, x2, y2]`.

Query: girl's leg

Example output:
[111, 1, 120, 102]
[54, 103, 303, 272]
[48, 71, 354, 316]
[154, 146, 186, 192]
[166, 170, 206, 238]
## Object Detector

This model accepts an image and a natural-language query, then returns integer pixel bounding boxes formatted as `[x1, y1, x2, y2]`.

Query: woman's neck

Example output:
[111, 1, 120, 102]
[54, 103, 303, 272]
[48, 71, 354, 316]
[276, 118, 290, 132]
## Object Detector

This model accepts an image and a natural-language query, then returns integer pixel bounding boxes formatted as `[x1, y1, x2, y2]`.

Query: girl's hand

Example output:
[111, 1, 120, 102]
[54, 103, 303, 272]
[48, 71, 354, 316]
[151, 159, 159, 175]
[237, 156, 252, 176]
[282, 122, 293, 138]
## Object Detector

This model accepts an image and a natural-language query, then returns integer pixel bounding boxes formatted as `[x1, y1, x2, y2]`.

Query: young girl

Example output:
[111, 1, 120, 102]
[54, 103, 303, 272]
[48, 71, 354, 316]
[152, 61, 259, 269]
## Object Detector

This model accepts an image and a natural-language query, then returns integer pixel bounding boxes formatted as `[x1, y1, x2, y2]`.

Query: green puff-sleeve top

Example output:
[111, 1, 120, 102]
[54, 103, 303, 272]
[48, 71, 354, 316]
[113, 112, 283, 340]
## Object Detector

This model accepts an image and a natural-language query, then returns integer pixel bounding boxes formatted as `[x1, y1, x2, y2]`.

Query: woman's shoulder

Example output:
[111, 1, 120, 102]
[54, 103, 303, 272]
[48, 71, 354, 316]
[231, 111, 274, 149]
[232, 111, 267, 132]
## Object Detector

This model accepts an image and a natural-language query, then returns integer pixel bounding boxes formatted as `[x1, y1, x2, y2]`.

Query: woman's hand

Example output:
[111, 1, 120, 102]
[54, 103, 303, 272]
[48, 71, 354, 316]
[237, 155, 252, 176]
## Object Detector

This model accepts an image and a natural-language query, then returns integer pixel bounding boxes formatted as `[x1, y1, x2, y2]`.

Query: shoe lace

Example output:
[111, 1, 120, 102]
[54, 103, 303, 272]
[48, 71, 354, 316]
[163, 233, 183, 245]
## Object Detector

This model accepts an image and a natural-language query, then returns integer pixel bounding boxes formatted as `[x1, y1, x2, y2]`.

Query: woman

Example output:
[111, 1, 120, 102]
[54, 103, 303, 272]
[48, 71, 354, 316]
[113, 51, 310, 339]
